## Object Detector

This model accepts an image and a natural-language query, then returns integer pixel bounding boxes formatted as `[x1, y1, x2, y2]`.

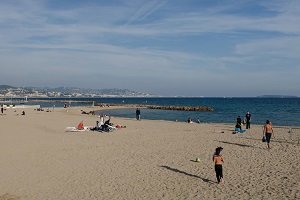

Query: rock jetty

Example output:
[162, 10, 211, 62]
[146, 105, 214, 112]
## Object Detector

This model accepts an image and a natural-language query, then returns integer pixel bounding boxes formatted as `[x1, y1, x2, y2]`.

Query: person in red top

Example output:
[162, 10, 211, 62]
[213, 147, 224, 183]
[77, 121, 84, 130]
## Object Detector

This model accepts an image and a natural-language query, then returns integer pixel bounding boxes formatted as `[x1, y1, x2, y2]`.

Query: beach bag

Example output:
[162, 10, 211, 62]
[262, 136, 266, 142]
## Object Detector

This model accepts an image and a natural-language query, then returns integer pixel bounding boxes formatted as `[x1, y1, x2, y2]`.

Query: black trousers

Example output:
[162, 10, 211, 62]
[215, 165, 223, 183]
[246, 121, 250, 129]
[266, 133, 272, 143]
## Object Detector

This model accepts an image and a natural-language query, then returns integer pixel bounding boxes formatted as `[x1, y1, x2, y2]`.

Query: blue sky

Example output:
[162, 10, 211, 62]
[0, 0, 299, 96]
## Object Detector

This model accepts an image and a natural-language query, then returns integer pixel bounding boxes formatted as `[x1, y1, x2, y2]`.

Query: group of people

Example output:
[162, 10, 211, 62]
[91, 115, 114, 132]
[235, 111, 274, 147]
[215, 113, 274, 184]
[187, 118, 201, 123]
[1, 105, 25, 116]
[235, 111, 252, 132]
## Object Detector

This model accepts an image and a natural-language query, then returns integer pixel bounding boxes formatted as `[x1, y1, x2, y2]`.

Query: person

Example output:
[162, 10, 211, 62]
[102, 116, 112, 131]
[77, 121, 84, 130]
[91, 121, 100, 131]
[234, 116, 242, 131]
[104, 116, 111, 125]
[187, 117, 193, 123]
[1, 105, 3, 114]
[21, 111, 25, 115]
[236, 116, 242, 128]
[263, 120, 274, 149]
[245, 112, 251, 129]
[136, 108, 141, 120]
[213, 147, 224, 184]
[99, 114, 105, 126]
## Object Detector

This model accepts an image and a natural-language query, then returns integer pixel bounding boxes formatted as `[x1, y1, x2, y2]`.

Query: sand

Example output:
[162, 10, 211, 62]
[0, 107, 299, 200]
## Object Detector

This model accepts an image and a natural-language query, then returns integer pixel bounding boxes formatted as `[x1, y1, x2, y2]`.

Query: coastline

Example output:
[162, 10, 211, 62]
[1, 107, 299, 199]
[4, 97, 300, 126]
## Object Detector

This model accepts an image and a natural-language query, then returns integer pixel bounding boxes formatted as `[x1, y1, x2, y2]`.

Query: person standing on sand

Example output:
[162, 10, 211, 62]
[213, 147, 224, 184]
[1, 105, 3, 114]
[136, 108, 141, 120]
[263, 120, 274, 149]
[245, 112, 251, 129]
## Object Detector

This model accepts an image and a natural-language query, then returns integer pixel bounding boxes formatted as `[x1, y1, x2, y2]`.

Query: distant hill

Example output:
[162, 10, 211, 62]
[0, 85, 151, 97]
[0, 85, 16, 89]
[257, 95, 298, 98]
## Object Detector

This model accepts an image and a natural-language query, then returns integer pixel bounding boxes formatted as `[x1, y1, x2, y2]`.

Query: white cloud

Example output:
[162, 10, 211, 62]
[0, 0, 300, 96]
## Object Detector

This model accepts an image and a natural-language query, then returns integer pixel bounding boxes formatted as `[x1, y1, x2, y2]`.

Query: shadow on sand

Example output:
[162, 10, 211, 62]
[160, 165, 215, 184]
[239, 136, 299, 145]
[216, 140, 257, 148]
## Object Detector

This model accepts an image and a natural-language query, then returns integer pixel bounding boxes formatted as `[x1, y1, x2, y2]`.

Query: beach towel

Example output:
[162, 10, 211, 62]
[65, 121, 92, 132]
[234, 128, 246, 133]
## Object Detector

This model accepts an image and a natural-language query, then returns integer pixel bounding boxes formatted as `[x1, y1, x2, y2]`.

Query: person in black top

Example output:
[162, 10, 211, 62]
[245, 112, 251, 129]
[136, 108, 141, 120]
[236, 116, 242, 129]
[102, 116, 112, 131]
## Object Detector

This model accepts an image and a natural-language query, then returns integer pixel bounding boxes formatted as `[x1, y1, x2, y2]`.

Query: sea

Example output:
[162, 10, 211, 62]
[26, 97, 300, 126]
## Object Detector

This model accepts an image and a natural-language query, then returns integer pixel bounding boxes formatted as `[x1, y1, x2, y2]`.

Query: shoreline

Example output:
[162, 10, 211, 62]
[3, 98, 300, 126]
[59, 106, 300, 129]
[3, 105, 300, 129]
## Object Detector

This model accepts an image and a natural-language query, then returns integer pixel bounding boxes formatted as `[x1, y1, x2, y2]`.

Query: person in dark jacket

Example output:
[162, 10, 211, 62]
[136, 108, 141, 120]
[245, 112, 251, 129]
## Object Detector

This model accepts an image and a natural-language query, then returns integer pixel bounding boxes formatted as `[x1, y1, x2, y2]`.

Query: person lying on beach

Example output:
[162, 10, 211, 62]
[213, 147, 224, 184]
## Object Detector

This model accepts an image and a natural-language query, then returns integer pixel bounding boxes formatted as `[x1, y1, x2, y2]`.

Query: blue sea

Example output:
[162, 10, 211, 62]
[28, 97, 300, 126]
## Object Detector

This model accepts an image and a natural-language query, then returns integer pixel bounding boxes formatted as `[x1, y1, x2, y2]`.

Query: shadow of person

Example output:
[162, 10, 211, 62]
[216, 140, 255, 148]
[160, 165, 215, 184]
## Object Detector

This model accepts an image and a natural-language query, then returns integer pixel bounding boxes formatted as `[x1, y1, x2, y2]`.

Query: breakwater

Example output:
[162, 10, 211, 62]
[94, 102, 214, 112]
[28, 100, 214, 112]
[146, 105, 214, 112]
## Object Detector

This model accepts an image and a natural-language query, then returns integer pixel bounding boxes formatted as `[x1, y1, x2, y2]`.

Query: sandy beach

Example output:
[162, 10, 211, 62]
[0, 107, 299, 200]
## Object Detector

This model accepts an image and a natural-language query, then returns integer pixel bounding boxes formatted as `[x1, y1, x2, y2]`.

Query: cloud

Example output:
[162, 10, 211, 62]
[235, 36, 300, 57]
[124, 0, 168, 25]
[0, 0, 299, 96]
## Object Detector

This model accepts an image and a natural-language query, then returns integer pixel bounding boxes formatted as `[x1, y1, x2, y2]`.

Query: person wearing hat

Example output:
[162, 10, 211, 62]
[213, 147, 224, 183]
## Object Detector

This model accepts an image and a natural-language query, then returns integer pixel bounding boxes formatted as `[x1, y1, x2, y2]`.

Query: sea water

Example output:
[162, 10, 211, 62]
[30, 97, 300, 126]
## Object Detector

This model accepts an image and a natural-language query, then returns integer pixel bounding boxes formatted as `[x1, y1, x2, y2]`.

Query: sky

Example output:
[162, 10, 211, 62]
[0, 0, 300, 97]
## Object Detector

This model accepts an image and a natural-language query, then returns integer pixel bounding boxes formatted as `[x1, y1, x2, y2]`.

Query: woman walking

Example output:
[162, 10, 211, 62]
[213, 147, 224, 184]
